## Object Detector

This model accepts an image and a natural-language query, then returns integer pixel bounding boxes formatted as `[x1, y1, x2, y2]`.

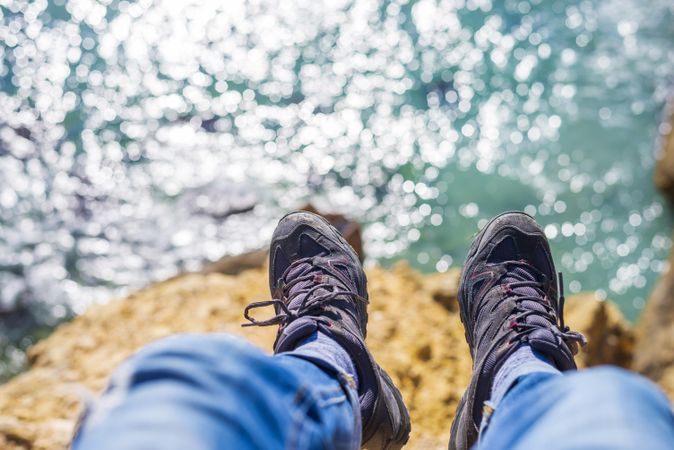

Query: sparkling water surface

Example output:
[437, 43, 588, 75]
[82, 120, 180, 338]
[1, 0, 673, 379]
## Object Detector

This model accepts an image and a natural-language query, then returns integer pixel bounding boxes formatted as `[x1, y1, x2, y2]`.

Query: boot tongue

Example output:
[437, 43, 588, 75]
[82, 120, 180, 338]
[501, 266, 551, 328]
[496, 265, 579, 371]
[503, 266, 539, 297]
[284, 262, 332, 310]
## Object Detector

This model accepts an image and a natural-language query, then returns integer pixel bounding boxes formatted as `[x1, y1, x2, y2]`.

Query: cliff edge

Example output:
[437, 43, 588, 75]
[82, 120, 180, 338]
[633, 107, 674, 398]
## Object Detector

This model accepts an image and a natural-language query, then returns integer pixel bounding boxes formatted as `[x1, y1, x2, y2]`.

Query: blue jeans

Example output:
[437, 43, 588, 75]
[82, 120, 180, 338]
[72, 333, 674, 450]
[72, 334, 360, 450]
[479, 368, 674, 450]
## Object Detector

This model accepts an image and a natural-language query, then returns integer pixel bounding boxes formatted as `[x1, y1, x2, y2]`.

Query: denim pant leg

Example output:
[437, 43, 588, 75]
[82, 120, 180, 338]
[71, 333, 359, 450]
[477, 366, 674, 450]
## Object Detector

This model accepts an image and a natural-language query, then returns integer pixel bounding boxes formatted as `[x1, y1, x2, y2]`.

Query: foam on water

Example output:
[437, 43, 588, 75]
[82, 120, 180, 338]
[1, 0, 673, 378]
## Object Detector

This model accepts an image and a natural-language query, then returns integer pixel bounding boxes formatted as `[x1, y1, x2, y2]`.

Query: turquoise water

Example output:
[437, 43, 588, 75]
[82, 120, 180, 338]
[1, 0, 673, 379]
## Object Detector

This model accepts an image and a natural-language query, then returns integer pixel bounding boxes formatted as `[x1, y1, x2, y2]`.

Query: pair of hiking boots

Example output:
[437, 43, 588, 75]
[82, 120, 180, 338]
[243, 211, 585, 449]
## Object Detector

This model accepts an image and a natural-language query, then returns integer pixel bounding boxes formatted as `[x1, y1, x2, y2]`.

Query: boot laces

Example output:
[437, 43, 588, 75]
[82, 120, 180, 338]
[503, 261, 587, 353]
[242, 256, 367, 328]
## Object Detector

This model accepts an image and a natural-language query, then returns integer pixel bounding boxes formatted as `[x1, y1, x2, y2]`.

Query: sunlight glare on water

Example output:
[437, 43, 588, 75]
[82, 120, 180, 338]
[0, 0, 673, 378]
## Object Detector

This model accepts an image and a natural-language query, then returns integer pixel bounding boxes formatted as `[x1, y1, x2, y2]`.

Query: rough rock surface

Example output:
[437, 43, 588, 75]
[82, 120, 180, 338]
[654, 105, 674, 202]
[0, 263, 635, 449]
[635, 109, 674, 397]
[634, 251, 674, 399]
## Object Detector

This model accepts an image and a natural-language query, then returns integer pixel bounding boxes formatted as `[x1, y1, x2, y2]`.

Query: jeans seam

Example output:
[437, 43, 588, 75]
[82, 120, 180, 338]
[318, 395, 348, 408]
[315, 386, 347, 408]
[287, 384, 351, 450]
[287, 385, 312, 450]
[337, 373, 362, 450]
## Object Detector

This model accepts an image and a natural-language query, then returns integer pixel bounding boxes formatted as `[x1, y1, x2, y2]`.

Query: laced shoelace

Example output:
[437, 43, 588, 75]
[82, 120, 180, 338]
[242, 256, 368, 328]
[503, 262, 587, 353]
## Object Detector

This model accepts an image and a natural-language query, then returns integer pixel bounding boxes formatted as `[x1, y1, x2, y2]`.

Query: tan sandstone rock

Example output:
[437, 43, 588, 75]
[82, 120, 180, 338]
[634, 109, 674, 399]
[654, 106, 674, 202]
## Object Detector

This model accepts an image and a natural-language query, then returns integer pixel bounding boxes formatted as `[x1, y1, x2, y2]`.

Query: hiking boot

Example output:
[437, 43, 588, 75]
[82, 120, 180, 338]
[243, 211, 411, 449]
[449, 212, 586, 450]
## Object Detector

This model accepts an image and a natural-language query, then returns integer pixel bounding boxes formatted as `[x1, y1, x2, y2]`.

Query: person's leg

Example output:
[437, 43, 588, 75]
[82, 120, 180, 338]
[72, 333, 359, 450]
[75, 211, 409, 450]
[244, 211, 411, 448]
[477, 366, 674, 450]
[449, 211, 674, 450]
[449, 212, 586, 450]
